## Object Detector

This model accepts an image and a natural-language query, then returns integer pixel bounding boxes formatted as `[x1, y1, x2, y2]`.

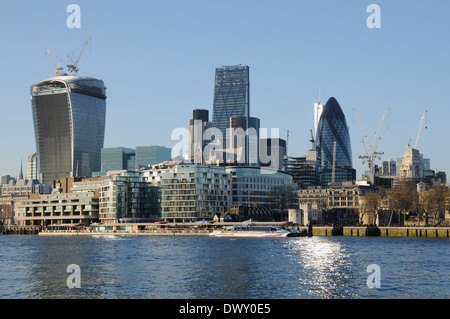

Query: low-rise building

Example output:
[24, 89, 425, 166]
[16, 177, 99, 227]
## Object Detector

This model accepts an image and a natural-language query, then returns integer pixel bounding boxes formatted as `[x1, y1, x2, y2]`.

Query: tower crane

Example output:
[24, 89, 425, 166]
[353, 108, 389, 182]
[45, 47, 64, 76]
[285, 130, 289, 160]
[67, 36, 91, 76]
[407, 110, 427, 149]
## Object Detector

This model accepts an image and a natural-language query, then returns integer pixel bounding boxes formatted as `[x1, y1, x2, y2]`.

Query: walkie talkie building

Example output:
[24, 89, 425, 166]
[31, 76, 106, 184]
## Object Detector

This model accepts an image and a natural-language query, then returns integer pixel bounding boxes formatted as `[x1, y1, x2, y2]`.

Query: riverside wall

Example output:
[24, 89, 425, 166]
[309, 226, 450, 238]
[36, 226, 450, 238]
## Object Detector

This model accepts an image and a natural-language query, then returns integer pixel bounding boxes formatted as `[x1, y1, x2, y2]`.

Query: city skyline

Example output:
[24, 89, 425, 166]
[0, 1, 449, 183]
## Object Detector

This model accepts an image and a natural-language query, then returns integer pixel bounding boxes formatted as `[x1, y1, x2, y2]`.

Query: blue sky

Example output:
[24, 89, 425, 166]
[0, 0, 449, 182]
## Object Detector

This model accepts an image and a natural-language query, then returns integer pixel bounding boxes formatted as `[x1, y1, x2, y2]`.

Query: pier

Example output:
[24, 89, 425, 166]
[1, 226, 40, 235]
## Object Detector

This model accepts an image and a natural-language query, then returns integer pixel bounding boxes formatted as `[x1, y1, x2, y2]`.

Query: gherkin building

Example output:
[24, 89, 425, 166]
[315, 97, 353, 170]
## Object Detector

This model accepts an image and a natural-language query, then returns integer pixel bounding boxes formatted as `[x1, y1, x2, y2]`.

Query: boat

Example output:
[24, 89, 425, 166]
[209, 224, 308, 238]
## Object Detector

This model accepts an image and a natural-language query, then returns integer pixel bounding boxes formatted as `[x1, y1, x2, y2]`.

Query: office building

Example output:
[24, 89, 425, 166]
[315, 97, 352, 170]
[260, 138, 286, 172]
[225, 166, 295, 219]
[101, 147, 136, 173]
[228, 116, 260, 166]
[319, 166, 356, 187]
[380, 159, 397, 176]
[212, 65, 250, 146]
[189, 109, 212, 164]
[95, 146, 172, 176]
[31, 75, 106, 184]
[26, 153, 39, 181]
[399, 148, 424, 179]
[285, 155, 318, 189]
[135, 146, 172, 169]
[314, 97, 324, 140]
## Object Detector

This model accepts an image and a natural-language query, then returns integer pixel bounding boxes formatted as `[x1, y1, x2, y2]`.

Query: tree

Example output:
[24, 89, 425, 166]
[0, 204, 12, 230]
[268, 185, 298, 219]
[387, 179, 419, 225]
[359, 191, 382, 225]
[420, 184, 449, 226]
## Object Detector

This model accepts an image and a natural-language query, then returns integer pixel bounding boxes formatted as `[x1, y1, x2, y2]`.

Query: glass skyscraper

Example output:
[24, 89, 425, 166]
[31, 76, 106, 184]
[135, 146, 172, 169]
[212, 65, 250, 146]
[100, 147, 136, 173]
[315, 97, 353, 170]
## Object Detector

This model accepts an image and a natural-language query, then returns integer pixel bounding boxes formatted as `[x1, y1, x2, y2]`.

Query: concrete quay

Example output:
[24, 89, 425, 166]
[310, 226, 450, 238]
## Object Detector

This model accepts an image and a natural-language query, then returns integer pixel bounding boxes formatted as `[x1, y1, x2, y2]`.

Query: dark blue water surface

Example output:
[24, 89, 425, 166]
[0, 235, 448, 299]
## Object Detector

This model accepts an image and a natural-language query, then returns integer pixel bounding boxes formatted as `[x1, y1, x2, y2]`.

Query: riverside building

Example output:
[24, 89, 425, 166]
[160, 165, 232, 222]
[31, 75, 107, 184]
[16, 177, 100, 227]
[98, 171, 161, 224]
[225, 166, 296, 220]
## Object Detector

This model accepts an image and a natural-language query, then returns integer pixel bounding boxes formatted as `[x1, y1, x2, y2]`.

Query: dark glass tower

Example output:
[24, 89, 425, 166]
[31, 76, 107, 184]
[212, 65, 250, 146]
[315, 97, 353, 170]
[228, 116, 260, 166]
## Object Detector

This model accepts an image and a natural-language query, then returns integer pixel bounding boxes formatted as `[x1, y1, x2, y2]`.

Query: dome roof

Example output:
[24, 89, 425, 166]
[320, 97, 345, 121]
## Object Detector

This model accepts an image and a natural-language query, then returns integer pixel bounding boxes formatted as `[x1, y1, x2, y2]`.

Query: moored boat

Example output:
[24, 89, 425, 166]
[209, 224, 307, 238]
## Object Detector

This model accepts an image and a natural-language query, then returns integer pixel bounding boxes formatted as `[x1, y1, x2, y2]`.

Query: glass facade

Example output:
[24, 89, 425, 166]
[225, 166, 293, 207]
[99, 172, 160, 223]
[315, 97, 352, 170]
[320, 167, 356, 187]
[212, 65, 250, 146]
[160, 165, 231, 222]
[135, 146, 172, 169]
[100, 147, 136, 173]
[228, 116, 260, 166]
[31, 76, 106, 184]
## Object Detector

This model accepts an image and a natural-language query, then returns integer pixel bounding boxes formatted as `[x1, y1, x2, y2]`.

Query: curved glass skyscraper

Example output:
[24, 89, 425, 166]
[315, 97, 352, 170]
[31, 76, 106, 184]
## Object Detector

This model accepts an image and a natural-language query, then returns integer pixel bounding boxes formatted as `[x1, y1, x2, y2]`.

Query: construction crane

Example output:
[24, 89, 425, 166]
[284, 130, 289, 160]
[45, 47, 64, 76]
[353, 108, 389, 181]
[67, 36, 91, 76]
[407, 110, 428, 149]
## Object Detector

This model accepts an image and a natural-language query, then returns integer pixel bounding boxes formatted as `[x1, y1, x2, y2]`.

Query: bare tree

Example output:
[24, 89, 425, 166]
[0, 204, 12, 230]
[359, 191, 381, 225]
[387, 179, 419, 225]
[268, 185, 298, 218]
[420, 184, 449, 226]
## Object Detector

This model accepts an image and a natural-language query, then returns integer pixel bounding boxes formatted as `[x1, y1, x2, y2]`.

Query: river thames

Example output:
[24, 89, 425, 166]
[0, 235, 448, 299]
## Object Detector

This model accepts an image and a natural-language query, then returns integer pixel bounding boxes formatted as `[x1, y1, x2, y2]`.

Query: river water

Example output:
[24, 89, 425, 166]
[0, 235, 448, 299]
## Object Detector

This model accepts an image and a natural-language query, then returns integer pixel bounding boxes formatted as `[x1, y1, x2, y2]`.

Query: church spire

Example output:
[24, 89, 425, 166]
[19, 158, 24, 180]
